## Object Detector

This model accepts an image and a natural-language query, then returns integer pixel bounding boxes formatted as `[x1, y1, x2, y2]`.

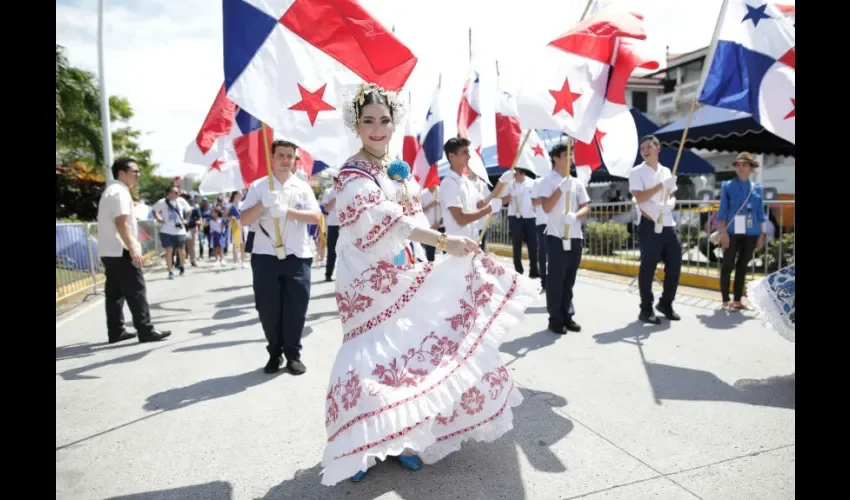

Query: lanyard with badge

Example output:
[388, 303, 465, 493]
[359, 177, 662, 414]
[732, 182, 754, 235]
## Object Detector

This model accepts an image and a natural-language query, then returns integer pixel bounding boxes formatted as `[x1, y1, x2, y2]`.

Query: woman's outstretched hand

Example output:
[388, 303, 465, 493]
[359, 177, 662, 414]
[445, 236, 479, 257]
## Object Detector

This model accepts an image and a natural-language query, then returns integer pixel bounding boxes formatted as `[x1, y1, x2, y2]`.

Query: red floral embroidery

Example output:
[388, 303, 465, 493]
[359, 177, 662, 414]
[435, 409, 459, 425]
[338, 190, 383, 227]
[365, 261, 399, 293]
[336, 290, 374, 324]
[480, 255, 506, 276]
[372, 331, 460, 388]
[355, 214, 403, 250]
[326, 370, 363, 426]
[328, 276, 520, 444]
[460, 386, 486, 415]
[482, 367, 510, 400]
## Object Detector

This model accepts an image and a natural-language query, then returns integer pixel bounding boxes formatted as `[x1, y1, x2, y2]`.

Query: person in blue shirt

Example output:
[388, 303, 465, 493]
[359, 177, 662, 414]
[717, 152, 767, 310]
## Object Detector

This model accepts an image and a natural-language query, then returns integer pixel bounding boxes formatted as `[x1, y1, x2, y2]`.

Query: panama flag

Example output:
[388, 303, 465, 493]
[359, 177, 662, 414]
[412, 87, 444, 189]
[515, 9, 648, 143]
[697, 0, 795, 144]
[184, 84, 272, 171]
[402, 94, 420, 168]
[495, 89, 552, 177]
[222, 0, 418, 169]
[458, 69, 484, 157]
[199, 153, 244, 195]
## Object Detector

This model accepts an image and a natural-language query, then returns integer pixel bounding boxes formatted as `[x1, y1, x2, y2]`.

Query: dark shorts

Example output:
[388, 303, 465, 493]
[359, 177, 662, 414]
[160, 232, 186, 248]
[211, 232, 224, 248]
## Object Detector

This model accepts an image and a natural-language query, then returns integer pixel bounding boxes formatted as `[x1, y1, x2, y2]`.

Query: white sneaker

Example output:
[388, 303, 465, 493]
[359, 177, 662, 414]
[241, 261, 248, 269]
[214, 260, 221, 267]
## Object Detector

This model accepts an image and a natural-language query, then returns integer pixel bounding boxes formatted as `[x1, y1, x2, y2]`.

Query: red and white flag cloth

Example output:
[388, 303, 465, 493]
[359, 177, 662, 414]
[495, 89, 551, 177]
[515, 9, 648, 143]
[199, 155, 245, 196]
[572, 138, 602, 187]
[585, 39, 660, 178]
[402, 94, 420, 170]
[222, 0, 418, 169]
[458, 68, 484, 158]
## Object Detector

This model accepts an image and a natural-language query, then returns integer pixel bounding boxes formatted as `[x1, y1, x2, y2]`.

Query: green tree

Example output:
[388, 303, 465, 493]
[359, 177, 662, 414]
[56, 44, 171, 215]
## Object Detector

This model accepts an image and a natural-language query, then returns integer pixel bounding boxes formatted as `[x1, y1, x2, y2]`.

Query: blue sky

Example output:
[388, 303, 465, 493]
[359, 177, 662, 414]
[56, 0, 722, 177]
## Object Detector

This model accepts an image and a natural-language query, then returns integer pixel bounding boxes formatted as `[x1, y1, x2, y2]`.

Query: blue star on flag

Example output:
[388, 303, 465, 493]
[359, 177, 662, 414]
[742, 3, 771, 27]
[426, 108, 433, 121]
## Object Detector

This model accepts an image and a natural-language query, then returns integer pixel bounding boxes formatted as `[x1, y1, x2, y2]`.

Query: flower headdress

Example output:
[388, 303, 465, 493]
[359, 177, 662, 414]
[342, 83, 406, 132]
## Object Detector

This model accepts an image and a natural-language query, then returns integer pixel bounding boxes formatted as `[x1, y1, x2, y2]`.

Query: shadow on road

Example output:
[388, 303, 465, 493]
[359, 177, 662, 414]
[696, 309, 757, 330]
[260, 388, 573, 500]
[591, 320, 671, 345]
[104, 481, 233, 500]
[143, 369, 279, 412]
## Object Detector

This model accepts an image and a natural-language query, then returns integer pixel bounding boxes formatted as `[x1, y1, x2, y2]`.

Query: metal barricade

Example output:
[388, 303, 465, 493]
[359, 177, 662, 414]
[481, 199, 795, 287]
[56, 220, 162, 306]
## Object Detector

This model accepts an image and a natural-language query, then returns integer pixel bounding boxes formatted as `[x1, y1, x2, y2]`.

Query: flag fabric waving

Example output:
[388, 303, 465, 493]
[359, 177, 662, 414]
[697, 0, 795, 144]
[495, 89, 551, 177]
[458, 69, 484, 157]
[222, 0, 418, 169]
[402, 94, 421, 169]
[412, 87, 444, 189]
[515, 9, 648, 143]
[582, 39, 660, 178]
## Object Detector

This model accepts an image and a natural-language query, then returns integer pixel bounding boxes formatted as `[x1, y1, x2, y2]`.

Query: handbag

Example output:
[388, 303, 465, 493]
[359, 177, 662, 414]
[709, 182, 753, 244]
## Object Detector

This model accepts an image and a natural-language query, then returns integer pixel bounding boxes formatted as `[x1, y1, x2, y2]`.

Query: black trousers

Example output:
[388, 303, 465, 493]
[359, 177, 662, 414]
[545, 236, 582, 327]
[479, 229, 487, 252]
[326, 225, 340, 278]
[536, 224, 548, 288]
[638, 218, 682, 312]
[720, 234, 758, 302]
[252, 254, 312, 360]
[509, 216, 539, 276]
[101, 250, 153, 340]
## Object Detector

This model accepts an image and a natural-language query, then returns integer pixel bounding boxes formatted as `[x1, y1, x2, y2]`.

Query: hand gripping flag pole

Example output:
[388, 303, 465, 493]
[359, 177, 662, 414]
[261, 123, 289, 259]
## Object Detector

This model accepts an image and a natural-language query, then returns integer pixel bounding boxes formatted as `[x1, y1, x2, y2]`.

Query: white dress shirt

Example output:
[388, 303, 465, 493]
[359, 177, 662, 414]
[531, 177, 548, 226]
[242, 175, 321, 258]
[440, 170, 479, 240]
[321, 186, 340, 226]
[504, 177, 536, 219]
[628, 161, 678, 227]
[538, 170, 590, 240]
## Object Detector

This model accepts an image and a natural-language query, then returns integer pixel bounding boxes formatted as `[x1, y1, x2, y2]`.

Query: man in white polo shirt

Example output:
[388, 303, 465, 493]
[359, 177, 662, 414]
[440, 137, 506, 242]
[501, 167, 540, 279]
[628, 135, 682, 324]
[96, 158, 171, 344]
[538, 143, 590, 334]
[241, 140, 322, 375]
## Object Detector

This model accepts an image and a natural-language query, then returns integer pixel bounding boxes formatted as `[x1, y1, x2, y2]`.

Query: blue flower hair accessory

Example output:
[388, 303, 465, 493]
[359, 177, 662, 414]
[387, 159, 411, 182]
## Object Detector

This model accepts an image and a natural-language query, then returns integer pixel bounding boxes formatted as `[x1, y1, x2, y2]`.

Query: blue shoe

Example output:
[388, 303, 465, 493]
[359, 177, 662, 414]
[351, 470, 368, 482]
[394, 455, 423, 471]
[168, 272, 174, 280]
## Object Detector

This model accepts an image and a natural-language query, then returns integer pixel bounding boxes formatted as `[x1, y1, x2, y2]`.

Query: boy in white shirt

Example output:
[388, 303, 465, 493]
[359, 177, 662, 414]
[628, 135, 682, 324]
[501, 168, 539, 278]
[537, 143, 590, 334]
[241, 140, 322, 375]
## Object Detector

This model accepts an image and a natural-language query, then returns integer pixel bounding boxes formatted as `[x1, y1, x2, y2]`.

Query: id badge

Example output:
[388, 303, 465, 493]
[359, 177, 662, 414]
[733, 215, 746, 234]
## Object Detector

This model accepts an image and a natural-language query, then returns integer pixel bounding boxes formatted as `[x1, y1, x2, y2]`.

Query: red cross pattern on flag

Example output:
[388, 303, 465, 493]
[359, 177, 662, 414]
[222, 0, 418, 169]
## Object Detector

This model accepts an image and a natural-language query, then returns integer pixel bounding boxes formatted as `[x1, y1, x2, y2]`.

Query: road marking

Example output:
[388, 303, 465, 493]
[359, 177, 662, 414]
[56, 297, 104, 329]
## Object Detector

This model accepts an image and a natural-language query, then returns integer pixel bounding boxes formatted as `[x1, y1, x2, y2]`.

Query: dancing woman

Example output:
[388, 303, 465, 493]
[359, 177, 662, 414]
[320, 83, 537, 485]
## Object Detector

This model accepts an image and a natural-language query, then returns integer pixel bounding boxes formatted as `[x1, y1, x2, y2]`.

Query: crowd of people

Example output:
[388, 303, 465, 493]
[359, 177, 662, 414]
[94, 83, 793, 488]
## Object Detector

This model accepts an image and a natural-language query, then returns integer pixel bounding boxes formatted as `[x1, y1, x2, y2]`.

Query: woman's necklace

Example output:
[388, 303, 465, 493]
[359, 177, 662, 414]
[361, 147, 389, 168]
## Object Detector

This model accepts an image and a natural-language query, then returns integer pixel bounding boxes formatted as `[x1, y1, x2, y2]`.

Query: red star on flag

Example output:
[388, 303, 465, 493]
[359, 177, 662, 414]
[532, 144, 544, 156]
[475, 145, 482, 157]
[209, 160, 223, 172]
[549, 78, 582, 117]
[594, 129, 607, 151]
[289, 83, 336, 126]
[783, 98, 795, 120]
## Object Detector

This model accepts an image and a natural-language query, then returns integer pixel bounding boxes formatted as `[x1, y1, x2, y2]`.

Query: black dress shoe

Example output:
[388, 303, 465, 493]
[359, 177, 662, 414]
[138, 329, 172, 343]
[638, 311, 662, 325]
[548, 324, 566, 335]
[264, 355, 283, 374]
[656, 303, 681, 321]
[108, 332, 137, 344]
[565, 319, 582, 332]
[287, 358, 307, 375]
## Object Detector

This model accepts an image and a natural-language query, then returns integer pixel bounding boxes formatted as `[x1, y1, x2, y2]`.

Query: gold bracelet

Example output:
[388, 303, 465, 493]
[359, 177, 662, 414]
[435, 233, 448, 251]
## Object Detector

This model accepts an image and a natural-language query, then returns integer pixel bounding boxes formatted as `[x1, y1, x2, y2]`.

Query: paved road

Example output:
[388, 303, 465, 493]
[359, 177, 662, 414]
[56, 255, 795, 500]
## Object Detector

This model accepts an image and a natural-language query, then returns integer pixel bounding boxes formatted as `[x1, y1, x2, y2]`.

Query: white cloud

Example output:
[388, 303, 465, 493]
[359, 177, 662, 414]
[56, 0, 720, 177]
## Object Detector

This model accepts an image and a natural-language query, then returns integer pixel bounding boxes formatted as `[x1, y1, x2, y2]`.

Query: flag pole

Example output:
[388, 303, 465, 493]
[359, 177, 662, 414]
[261, 123, 284, 251]
[478, 0, 595, 248]
[657, 0, 729, 232]
[98, 0, 114, 180]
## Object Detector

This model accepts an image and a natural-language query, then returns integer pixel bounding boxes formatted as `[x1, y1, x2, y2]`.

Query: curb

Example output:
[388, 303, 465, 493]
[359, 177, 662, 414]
[486, 243, 725, 292]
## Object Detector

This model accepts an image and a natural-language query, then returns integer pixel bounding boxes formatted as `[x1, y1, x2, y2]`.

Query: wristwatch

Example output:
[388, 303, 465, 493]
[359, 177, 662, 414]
[436, 233, 448, 251]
